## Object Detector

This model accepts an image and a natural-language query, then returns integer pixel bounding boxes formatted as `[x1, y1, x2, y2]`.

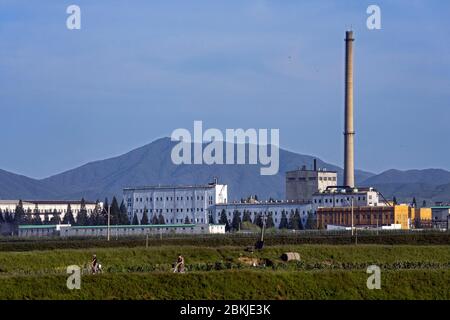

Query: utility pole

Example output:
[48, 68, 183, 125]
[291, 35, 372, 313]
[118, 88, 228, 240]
[107, 205, 111, 241]
[351, 197, 354, 236]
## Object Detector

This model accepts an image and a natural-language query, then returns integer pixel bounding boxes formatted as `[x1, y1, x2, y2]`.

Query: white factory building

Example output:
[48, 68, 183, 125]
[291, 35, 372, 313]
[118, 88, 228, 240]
[18, 223, 225, 238]
[214, 200, 312, 229]
[0, 200, 101, 220]
[123, 180, 228, 225]
[311, 187, 385, 212]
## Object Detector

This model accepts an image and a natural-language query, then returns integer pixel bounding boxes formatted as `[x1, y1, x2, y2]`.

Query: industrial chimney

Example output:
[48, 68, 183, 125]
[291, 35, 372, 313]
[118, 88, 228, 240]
[344, 30, 355, 188]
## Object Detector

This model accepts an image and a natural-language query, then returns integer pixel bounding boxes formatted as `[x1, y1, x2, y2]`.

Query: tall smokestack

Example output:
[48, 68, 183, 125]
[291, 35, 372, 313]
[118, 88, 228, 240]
[344, 30, 355, 188]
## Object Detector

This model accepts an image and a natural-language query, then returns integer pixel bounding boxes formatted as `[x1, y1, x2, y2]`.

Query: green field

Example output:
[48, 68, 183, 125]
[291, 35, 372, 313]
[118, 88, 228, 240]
[0, 241, 449, 300]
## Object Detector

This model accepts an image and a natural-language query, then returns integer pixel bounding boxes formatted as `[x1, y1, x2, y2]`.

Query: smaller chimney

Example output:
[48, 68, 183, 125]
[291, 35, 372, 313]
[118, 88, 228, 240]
[313, 159, 317, 171]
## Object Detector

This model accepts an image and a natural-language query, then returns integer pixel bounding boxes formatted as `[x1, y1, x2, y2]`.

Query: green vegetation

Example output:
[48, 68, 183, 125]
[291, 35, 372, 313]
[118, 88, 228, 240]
[1, 232, 450, 252]
[0, 244, 449, 299]
[1, 270, 449, 300]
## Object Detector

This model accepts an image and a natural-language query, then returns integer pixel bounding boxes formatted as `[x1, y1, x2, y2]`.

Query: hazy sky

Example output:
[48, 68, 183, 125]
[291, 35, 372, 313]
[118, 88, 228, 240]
[0, 0, 449, 178]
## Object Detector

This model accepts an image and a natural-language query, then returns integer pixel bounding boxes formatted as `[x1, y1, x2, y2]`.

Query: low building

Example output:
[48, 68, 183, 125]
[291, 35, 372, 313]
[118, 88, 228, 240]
[123, 180, 227, 226]
[316, 204, 421, 230]
[0, 200, 101, 221]
[412, 207, 432, 229]
[431, 206, 450, 230]
[215, 200, 313, 229]
[18, 223, 225, 238]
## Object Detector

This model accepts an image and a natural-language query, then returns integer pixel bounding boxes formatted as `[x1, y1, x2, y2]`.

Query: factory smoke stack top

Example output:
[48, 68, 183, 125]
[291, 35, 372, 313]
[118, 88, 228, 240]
[344, 30, 355, 188]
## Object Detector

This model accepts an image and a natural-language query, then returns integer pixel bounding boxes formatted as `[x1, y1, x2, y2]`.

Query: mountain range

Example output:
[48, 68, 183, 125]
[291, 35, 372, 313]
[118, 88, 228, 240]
[0, 137, 448, 204]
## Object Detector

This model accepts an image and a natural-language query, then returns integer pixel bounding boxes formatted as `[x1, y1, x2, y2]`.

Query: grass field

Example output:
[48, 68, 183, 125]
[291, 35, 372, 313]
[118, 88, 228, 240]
[0, 242, 449, 299]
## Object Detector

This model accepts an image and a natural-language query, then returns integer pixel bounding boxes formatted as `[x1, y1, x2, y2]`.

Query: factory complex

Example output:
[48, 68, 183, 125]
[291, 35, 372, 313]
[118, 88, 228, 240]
[3, 31, 449, 238]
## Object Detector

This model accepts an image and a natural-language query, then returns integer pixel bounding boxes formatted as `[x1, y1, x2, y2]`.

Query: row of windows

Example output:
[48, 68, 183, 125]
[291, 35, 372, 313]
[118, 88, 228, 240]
[135, 207, 205, 214]
[219, 210, 307, 217]
[321, 213, 392, 220]
[128, 216, 205, 224]
[314, 196, 367, 204]
[319, 177, 337, 181]
[133, 195, 209, 203]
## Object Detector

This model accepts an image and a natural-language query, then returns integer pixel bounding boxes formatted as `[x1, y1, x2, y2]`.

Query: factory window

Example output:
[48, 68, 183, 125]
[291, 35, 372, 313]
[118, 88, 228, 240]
[150, 209, 153, 213]
[201, 196, 204, 200]
[146, 197, 149, 202]
[181, 197, 183, 200]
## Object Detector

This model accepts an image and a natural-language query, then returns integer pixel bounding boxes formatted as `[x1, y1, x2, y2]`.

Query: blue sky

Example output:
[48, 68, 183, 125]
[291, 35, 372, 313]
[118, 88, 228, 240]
[0, 0, 449, 178]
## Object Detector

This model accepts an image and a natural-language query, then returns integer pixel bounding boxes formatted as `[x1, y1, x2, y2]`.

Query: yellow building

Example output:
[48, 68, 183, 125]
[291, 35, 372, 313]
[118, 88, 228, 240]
[393, 205, 411, 230]
[411, 207, 432, 228]
[316, 204, 434, 230]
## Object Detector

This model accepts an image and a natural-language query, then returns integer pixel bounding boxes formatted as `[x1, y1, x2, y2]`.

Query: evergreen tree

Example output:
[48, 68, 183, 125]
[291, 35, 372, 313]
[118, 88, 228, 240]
[242, 210, 252, 223]
[119, 200, 130, 225]
[43, 212, 50, 225]
[76, 198, 89, 226]
[50, 210, 61, 225]
[231, 210, 242, 231]
[140, 207, 149, 225]
[288, 210, 299, 229]
[151, 214, 159, 224]
[412, 197, 417, 208]
[295, 209, 302, 229]
[255, 213, 264, 228]
[110, 197, 121, 225]
[32, 207, 42, 225]
[13, 200, 26, 225]
[5, 209, 13, 223]
[62, 204, 75, 225]
[266, 212, 275, 229]
[158, 213, 166, 224]
[422, 200, 427, 208]
[132, 213, 139, 225]
[279, 210, 288, 229]
[25, 208, 33, 225]
[218, 209, 230, 232]
[89, 201, 102, 225]
[0, 210, 4, 224]
[305, 212, 316, 230]
[393, 196, 398, 205]
[184, 216, 191, 224]
[100, 198, 110, 225]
